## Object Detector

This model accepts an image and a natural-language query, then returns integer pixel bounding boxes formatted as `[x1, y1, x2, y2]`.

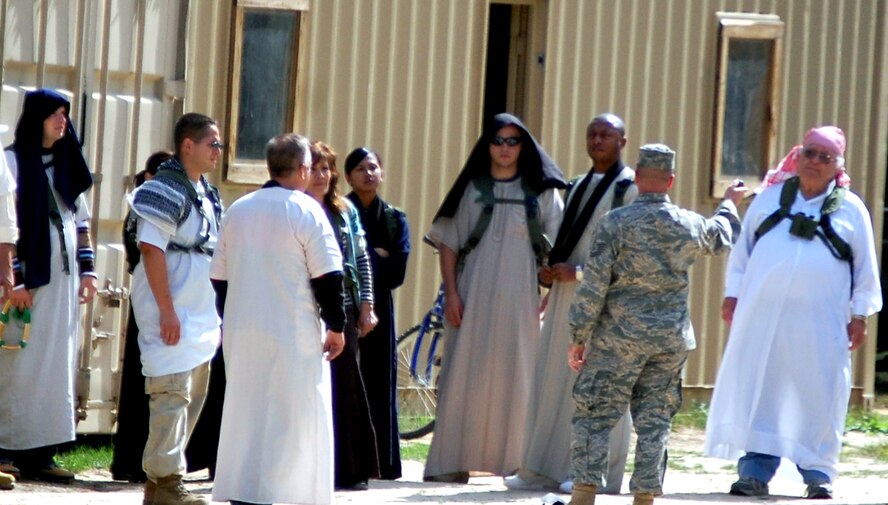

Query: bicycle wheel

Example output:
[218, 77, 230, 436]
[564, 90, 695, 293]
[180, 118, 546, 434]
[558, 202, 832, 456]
[396, 321, 443, 439]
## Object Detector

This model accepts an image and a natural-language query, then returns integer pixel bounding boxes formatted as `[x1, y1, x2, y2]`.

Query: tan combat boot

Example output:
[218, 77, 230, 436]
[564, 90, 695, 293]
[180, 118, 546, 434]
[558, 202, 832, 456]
[633, 492, 655, 505]
[152, 475, 209, 505]
[143, 478, 157, 505]
[0, 470, 14, 491]
[569, 483, 597, 505]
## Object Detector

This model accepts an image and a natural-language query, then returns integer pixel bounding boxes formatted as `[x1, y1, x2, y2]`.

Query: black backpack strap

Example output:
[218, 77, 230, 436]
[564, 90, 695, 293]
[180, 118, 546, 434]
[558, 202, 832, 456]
[612, 176, 635, 209]
[457, 176, 497, 271]
[754, 176, 798, 242]
[753, 176, 853, 267]
[522, 177, 551, 265]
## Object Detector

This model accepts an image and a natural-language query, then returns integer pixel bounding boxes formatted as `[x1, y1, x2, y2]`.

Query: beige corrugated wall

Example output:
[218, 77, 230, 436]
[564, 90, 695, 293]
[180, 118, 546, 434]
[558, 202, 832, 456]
[300, 0, 492, 344]
[187, 0, 888, 402]
[541, 0, 888, 401]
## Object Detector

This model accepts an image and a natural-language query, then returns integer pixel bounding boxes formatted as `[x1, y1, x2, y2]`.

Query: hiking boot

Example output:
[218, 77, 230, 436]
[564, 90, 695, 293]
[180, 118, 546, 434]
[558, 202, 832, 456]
[0, 470, 14, 491]
[22, 462, 75, 484]
[153, 475, 208, 505]
[143, 479, 157, 505]
[804, 482, 833, 499]
[0, 462, 20, 479]
[633, 492, 655, 505]
[729, 477, 769, 496]
[569, 483, 597, 505]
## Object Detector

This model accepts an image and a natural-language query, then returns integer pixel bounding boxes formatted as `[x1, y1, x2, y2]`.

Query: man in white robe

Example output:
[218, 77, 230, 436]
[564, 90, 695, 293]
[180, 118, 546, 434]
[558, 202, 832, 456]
[506, 114, 637, 494]
[211, 133, 345, 505]
[704, 126, 882, 500]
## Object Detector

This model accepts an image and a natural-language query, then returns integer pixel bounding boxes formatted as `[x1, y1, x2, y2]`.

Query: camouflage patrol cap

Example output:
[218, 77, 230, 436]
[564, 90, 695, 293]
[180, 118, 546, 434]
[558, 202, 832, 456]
[637, 143, 676, 172]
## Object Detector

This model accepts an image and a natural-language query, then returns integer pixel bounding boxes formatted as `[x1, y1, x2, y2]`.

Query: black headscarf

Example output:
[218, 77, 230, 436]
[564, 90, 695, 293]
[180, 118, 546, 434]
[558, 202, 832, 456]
[11, 89, 93, 288]
[433, 113, 566, 220]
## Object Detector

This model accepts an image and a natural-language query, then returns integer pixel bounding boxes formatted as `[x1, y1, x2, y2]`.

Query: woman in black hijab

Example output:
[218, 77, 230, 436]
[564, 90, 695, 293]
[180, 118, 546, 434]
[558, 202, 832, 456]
[0, 89, 95, 484]
[423, 113, 565, 483]
[344, 147, 411, 481]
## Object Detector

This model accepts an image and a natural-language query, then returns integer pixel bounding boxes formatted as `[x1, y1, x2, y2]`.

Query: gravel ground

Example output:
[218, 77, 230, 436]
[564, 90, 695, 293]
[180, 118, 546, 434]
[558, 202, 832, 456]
[2, 429, 886, 504]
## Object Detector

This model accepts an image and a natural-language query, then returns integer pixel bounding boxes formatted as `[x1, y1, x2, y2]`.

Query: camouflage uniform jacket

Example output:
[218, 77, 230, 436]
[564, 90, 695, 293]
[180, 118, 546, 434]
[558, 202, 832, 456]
[569, 192, 740, 351]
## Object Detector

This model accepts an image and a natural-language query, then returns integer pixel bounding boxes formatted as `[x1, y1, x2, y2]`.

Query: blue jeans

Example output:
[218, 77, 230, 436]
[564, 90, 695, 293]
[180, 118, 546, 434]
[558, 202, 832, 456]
[738, 453, 830, 485]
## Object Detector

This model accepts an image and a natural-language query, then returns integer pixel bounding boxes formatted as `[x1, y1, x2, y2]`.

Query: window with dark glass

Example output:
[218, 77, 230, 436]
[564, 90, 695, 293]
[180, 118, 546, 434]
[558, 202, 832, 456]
[711, 12, 784, 198]
[227, 0, 308, 184]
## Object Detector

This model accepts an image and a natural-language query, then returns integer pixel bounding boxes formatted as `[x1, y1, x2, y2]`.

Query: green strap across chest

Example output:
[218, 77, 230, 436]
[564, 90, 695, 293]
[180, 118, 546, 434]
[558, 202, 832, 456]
[457, 175, 550, 271]
[753, 176, 852, 264]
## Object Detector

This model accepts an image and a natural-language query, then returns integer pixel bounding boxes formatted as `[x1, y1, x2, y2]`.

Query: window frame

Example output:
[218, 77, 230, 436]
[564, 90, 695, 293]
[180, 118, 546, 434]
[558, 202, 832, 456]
[225, 0, 309, 184]
[710, 12, 784, 199]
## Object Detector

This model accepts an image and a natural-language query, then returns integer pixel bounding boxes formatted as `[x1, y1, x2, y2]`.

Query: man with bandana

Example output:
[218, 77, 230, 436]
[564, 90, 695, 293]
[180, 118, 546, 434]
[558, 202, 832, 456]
[704, 126, 882, 500]
[129, 113, 224, 505]
[506, 113, 636, 494]
[568, 144, 745, 505]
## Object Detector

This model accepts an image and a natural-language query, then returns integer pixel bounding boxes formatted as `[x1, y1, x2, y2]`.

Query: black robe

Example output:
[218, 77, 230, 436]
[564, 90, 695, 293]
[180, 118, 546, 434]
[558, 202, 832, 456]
[347, 192, 411, 480]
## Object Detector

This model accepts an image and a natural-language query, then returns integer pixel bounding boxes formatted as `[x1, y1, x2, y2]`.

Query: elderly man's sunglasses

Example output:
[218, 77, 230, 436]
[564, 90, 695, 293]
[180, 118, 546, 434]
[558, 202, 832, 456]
[801, 147, 838, 164]
[491, 136, 521, 147]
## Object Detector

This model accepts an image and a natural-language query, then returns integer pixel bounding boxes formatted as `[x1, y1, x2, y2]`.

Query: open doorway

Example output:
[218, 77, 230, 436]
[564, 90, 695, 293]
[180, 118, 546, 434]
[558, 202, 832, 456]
[482, 1, 547, 132]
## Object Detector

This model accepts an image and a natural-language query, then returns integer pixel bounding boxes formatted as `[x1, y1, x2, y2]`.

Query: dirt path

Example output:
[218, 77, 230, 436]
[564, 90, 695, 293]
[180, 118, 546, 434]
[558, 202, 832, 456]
[3, 429, 886, 504]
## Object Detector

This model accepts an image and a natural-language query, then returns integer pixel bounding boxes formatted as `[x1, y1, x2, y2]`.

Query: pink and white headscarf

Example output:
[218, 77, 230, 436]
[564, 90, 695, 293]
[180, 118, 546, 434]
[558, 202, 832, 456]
[761, 125, 850, 188]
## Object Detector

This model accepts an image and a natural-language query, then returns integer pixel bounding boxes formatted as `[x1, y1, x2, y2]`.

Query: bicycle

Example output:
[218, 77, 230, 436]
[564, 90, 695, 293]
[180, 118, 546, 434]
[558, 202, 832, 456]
[396, 284, 445, 440]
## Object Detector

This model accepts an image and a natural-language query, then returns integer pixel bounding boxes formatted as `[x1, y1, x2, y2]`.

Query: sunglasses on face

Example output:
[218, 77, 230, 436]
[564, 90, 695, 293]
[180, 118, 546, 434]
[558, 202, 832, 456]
[491, 136, 522, 147]
[207, 141, 225, 151]
[801, 147, 837, 164]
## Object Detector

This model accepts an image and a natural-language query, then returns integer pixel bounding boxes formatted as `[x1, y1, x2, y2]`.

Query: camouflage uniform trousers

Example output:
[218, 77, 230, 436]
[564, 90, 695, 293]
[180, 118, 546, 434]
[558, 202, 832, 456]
[570, 334, 687, 495]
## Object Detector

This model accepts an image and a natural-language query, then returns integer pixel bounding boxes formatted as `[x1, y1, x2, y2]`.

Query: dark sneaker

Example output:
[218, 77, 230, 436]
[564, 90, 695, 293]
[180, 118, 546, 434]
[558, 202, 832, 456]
[21, 463, 75, 484]
[729, 477, 769, 496]
[423, 471, 470, 484]
[804, 483, 833, 499]
[336, 480, 369, 491]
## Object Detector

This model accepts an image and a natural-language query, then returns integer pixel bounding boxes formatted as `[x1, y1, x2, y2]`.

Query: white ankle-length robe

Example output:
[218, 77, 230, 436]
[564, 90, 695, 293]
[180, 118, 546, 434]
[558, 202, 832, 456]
[704, 180, 881, 480]
[210, 187, 342, 505]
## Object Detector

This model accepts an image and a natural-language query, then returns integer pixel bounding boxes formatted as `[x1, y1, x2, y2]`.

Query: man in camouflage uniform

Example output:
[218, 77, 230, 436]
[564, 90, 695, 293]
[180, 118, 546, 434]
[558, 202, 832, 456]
[566, 144, 746, 505]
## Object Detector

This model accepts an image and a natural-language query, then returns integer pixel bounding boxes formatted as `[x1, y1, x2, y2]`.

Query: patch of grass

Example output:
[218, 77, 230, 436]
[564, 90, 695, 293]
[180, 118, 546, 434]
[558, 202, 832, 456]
[848, 442, 888, 462]
[666, 460, 706, 473]
[672, 402, 709, 431]
[839, 467, 888, 478]
[399, 416, 435, 435]
[57, 443, 113, 473]
[400, 440, 430, 461]
[845, 408, 888, 434]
